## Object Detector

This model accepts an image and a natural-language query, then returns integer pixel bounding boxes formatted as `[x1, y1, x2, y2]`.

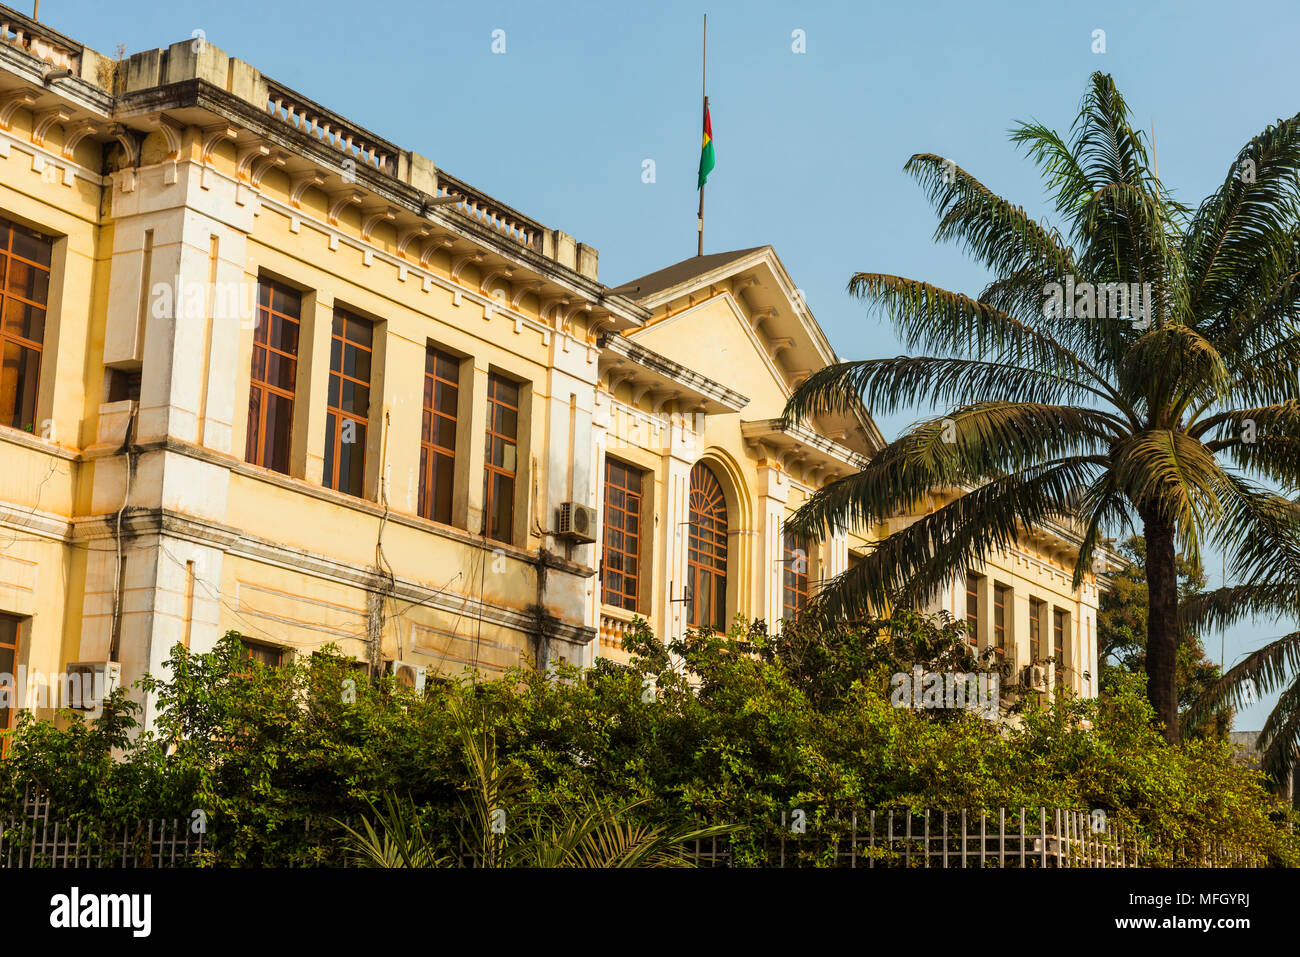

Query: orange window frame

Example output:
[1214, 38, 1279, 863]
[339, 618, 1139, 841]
[323, 309, 373, 497]
[0, 216, 52, 434]
[1029, 597, 1044, 661]
[0, 613, 20, 758]
[419, 346, 459, 525]
[782, 529, 809, 621]
[965, 573, 981, 647]
[483, 373, 520, 543]
[993, 583, 1008, 658]
[1053, 608, 1067, 686]
[245, 280, 301, 473]
[687, 462, 728, 631]
[601, 459, 644, 612]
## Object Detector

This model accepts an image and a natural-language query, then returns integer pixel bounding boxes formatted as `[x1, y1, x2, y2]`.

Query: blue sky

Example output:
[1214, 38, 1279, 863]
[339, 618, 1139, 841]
[37, 0, 1300, 729]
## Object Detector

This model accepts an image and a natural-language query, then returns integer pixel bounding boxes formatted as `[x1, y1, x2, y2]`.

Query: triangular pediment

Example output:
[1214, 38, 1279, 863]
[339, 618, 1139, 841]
[616, 246, 884, 454]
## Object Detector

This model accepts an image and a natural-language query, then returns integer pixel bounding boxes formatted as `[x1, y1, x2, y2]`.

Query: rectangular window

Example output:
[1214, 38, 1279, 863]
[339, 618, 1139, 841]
[601, 458, 644, 612]
[246, 280, 301, 473]
[782, 530, 810, 621]
[240, 638, 284, 668]
[965, 573, 981, 647]
[993, 583, 1008, 659]
[0, 216, 52, 433]
[419, 346, 459, 524]
[483, 373, 519, 543]
[1028, 598, 1044, 661]
[1053, 608, 1067, 688]
[323, 308, 372, 497]
[0, 613, 20, 756]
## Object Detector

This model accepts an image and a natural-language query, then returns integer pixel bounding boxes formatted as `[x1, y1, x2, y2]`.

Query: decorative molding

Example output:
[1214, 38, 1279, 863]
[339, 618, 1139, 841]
[289, 170, 325, 207]
[560, 301, 591, 334]
[60, 119, 97, 160]
[235, 142, 269, 180]
[450, 250, 485, 282]
[201, 123, 237, 164]
[396, 223, 429, 257]
[418, 235, 453, 269]
[0, 89, 37, 130]
[327, 188, 363, 226]
[360, 204, 396, 242]
[248, 151, 285, 188]
[747, 306, 776, 331]
[510, 279, 542, 310]
[30, 106, 69, 148]
[540, 295, 570, 326]
[479, 265, 515, 295]
[150, 115, 185, 159]
[109, 124, 139, 166]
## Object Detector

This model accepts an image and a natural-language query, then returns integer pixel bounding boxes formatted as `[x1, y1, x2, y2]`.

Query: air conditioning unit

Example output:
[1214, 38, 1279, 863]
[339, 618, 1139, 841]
[1021, 664, 1049, 692]
[65, 661, 122, 716]
[558, 502, 598, 543]
[385, 659, 427, 694]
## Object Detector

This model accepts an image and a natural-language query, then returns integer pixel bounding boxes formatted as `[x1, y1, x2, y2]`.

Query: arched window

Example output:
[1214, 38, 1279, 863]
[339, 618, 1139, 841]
[688, 462, 728, 630]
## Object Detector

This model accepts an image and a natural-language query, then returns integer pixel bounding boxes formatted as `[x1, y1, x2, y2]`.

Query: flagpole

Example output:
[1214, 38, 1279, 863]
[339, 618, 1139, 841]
[698, 14, 707, 257]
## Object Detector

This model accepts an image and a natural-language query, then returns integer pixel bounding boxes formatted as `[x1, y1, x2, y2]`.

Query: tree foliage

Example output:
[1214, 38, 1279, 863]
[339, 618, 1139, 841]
[0, 625, 1294, 867]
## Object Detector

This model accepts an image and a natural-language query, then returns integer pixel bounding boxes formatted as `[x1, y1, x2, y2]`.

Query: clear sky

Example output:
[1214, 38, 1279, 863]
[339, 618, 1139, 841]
[33, 0, 1300, 730]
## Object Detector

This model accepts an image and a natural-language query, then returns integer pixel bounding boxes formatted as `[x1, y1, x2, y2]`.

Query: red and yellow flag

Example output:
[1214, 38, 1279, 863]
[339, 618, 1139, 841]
[698, 105, 715, 189]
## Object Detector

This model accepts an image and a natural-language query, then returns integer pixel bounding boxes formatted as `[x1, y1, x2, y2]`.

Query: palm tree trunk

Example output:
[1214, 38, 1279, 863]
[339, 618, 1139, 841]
[1142, 511, 1181, 743]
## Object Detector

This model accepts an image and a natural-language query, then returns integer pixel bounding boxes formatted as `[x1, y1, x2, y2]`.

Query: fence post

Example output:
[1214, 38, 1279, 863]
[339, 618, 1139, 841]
[961, 809, 967, 868]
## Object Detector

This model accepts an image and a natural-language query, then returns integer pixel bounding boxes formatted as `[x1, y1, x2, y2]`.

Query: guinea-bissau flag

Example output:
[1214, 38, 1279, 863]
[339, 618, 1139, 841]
[698, 104, 715, 189]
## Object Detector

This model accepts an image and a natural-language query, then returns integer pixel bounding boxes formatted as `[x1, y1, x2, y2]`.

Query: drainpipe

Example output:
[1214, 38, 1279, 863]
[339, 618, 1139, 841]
[108, 406, 139, 663]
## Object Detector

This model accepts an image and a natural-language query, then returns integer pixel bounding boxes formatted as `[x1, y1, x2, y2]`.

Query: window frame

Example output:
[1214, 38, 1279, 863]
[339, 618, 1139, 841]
[1053, 607, 1068, 688]
[1028, 597, 1045, 662]
[323, 307, 374, 498]
[993, 582, 1008, 660]
[245, 278, 302, 474]
[0, 215, 53, 435]
[601, 457, 645, 612]
[419, 345, 460, 525]
[483, 372, 520, 543]
[965, 573, 982, 647]
[239, 638, 285, 669]
[0, 613, 22, 757]
[687, 462, 728, 632]
[782, 529, 810, 622]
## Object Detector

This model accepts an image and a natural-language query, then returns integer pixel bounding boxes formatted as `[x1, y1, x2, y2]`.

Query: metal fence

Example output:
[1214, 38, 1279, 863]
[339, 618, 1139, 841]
[0, 791, 203, 868]
[682, 807, 1256, 868]
[0, 798, 1256, 868]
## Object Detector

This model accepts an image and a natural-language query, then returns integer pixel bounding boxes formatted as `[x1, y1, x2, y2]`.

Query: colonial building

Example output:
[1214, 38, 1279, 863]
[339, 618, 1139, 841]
[0, 7, 1106, 732]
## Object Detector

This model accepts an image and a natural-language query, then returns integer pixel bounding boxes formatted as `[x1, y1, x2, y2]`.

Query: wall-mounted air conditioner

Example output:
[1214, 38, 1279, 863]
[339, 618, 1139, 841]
[1021, 664, 1049, 693]
[65, 661, 122, 716]
[386, 659, 427, 694]
[558, 502, 598, 543]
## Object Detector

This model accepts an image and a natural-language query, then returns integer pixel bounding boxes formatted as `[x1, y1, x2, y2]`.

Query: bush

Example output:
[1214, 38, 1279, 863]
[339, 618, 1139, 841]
[0, 618, 1293, 867]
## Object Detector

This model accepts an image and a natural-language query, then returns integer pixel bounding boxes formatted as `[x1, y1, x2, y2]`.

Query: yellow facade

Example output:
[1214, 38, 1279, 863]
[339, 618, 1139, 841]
[0, 8, 1105, 731]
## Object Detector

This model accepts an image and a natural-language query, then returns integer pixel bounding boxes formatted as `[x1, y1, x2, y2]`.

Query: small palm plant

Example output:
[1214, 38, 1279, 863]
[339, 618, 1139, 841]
[337, 698, 738, 867]
[783, 71, 1300, 743]
[335, 791, 450, 868]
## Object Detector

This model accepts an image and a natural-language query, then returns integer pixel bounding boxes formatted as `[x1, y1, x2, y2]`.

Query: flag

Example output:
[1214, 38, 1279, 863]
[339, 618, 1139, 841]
[698, 104, 715, 189]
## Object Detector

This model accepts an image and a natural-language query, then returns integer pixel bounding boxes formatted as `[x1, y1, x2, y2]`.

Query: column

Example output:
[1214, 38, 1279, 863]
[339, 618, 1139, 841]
[755, 463, 789, 628]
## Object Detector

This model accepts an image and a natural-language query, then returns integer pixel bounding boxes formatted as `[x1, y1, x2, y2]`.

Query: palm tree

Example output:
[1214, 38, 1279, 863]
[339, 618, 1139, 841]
[1184, 581, 1300, 785]
[782, 71, 1300, 743]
